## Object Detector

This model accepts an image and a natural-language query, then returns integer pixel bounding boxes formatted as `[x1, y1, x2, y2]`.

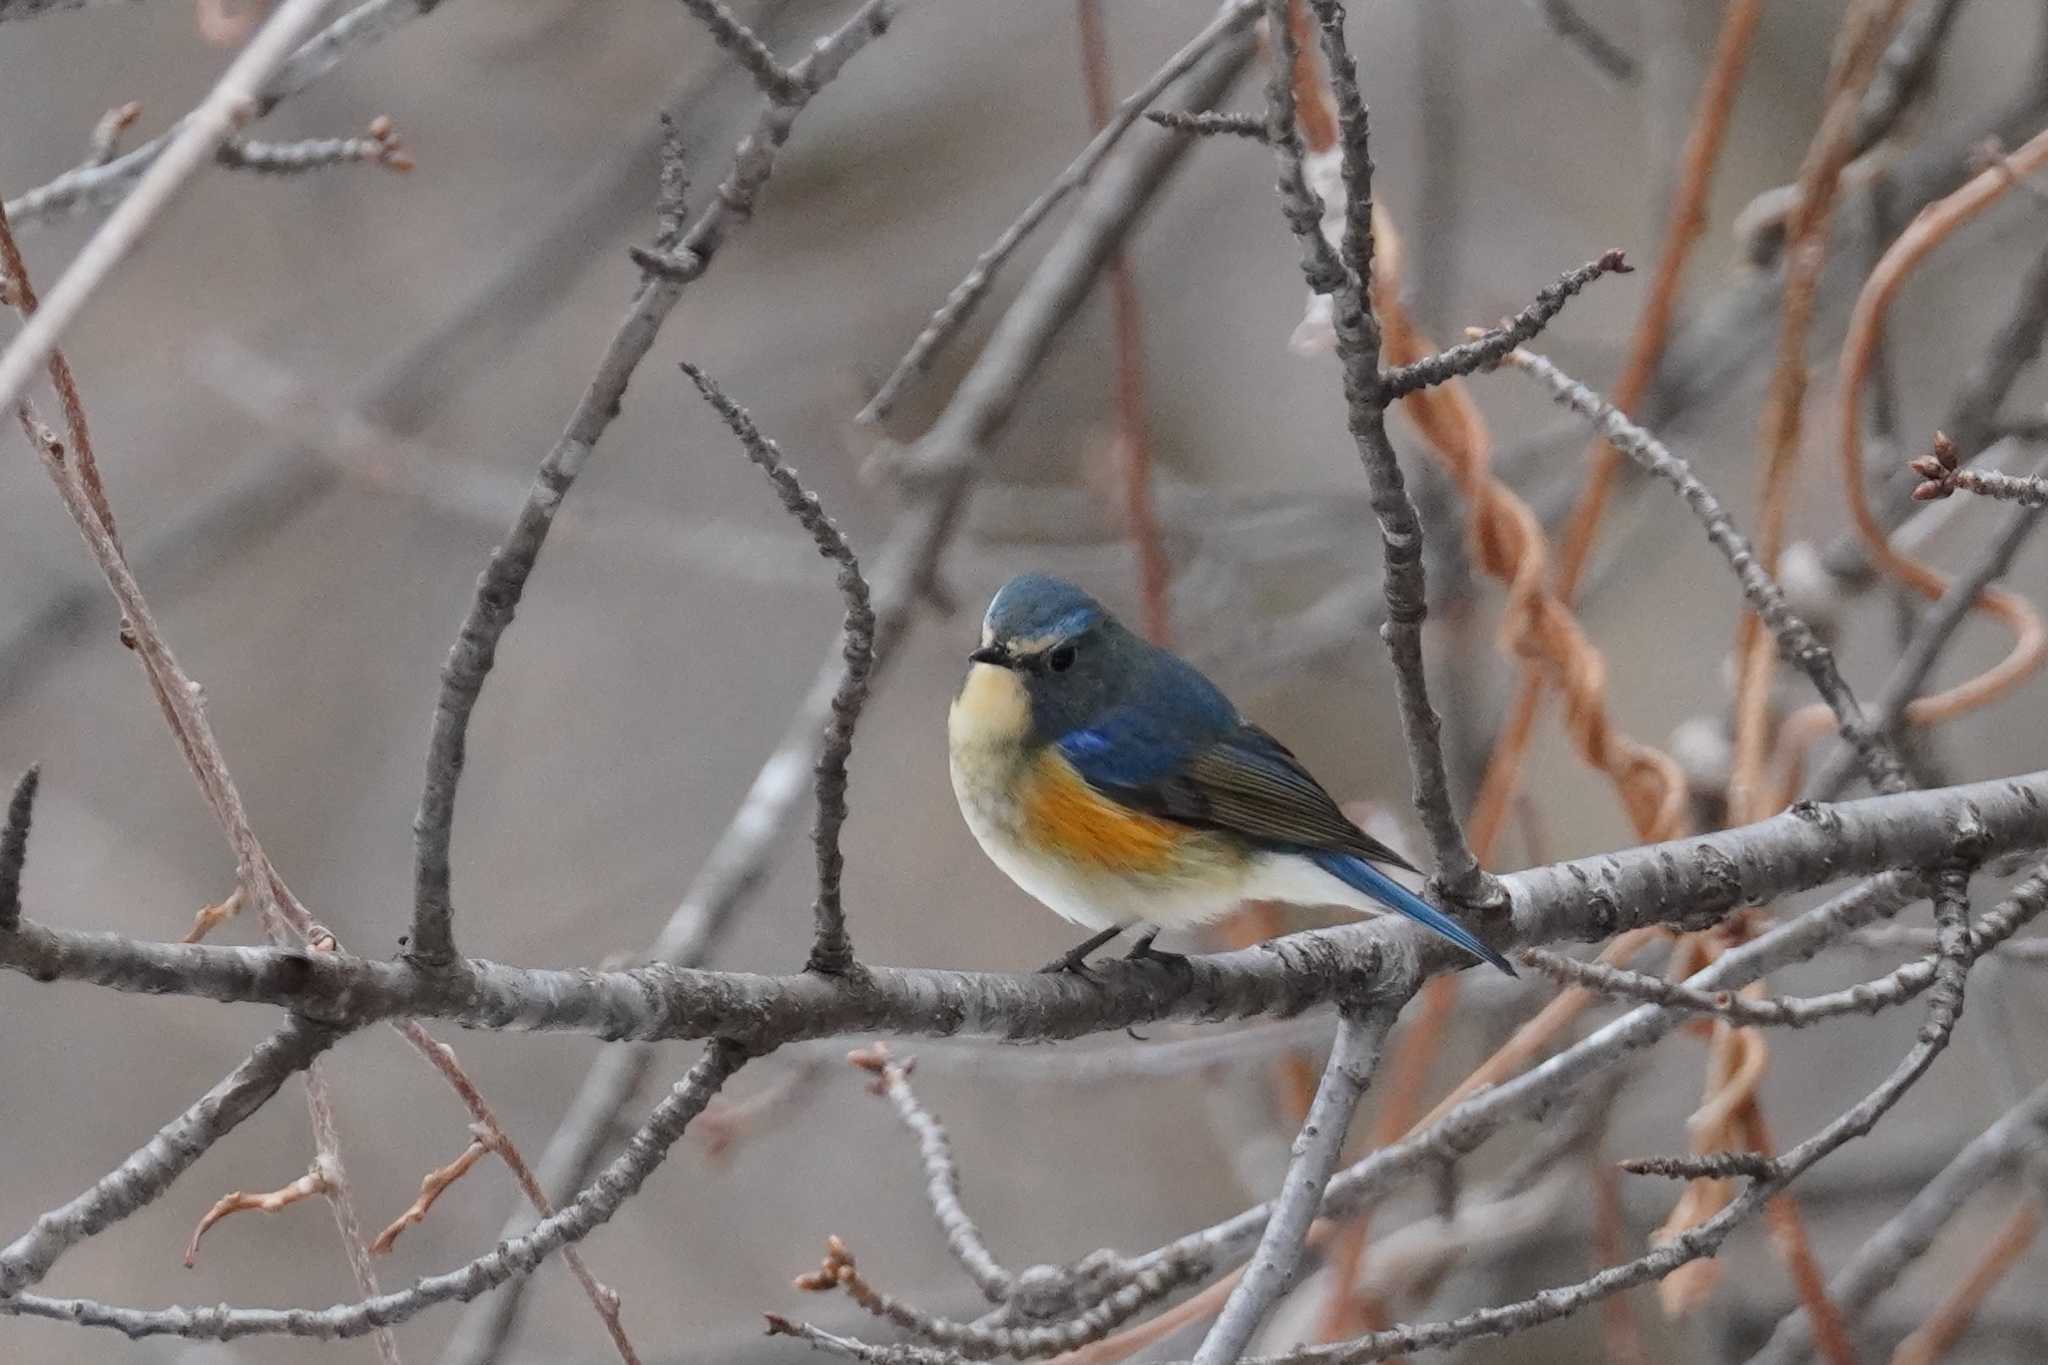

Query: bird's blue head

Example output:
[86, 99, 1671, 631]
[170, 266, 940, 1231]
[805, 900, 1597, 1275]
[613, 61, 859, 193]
[959, 574, 1146, 744]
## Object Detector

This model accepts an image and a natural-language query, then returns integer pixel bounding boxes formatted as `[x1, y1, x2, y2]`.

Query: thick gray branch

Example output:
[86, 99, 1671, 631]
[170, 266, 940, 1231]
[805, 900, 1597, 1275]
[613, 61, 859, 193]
[4, 771, 2043, 1047]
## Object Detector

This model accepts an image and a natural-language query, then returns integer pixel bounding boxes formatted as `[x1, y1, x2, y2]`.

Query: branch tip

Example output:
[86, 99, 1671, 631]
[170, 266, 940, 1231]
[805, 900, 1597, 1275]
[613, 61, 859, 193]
[1, 762, 41, 929]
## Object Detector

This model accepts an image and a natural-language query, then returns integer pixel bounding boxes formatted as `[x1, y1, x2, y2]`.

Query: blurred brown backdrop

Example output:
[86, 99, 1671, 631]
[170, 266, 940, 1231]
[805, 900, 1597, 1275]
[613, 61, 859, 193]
[2, 1, 2047, 1361]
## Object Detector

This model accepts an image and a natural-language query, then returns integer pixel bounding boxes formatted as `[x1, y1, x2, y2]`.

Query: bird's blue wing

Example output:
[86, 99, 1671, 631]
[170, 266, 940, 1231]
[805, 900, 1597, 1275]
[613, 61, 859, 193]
[1061, 713, 1418, 870]
[1062, 715, 1512, 973]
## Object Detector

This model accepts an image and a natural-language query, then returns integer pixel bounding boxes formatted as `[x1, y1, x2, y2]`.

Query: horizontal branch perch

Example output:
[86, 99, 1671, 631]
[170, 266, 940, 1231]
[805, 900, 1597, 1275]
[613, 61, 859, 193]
[3, 771, 2043, 1048]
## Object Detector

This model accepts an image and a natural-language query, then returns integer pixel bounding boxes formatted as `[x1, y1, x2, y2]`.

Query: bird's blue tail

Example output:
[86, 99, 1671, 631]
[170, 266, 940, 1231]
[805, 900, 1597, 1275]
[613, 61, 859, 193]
[1309, 851, 1516, 975]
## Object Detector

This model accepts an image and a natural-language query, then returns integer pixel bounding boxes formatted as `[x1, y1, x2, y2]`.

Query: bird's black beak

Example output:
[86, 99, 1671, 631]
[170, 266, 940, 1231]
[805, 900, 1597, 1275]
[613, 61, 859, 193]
[968, 643, 1011, 668]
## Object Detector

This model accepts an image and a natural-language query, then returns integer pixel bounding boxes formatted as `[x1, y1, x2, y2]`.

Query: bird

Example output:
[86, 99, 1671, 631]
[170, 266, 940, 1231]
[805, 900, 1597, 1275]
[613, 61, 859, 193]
[948, 573, 1514, 975]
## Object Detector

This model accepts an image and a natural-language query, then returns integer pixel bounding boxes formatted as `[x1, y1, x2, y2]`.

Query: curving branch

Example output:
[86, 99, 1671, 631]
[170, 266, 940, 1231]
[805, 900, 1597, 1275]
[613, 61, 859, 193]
[849, 1046, 1014, 1304]
[0, 1017, 342, 1296]
[682, 364, 874, 974]
[406, 0, 894, 969]
[0, 1041, 746, 1344]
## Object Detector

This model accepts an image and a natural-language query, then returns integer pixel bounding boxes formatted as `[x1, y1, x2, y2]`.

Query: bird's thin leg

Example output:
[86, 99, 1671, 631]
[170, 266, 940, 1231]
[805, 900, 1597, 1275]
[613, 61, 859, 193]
[1124, 927, 1189, 968]
[1039, 924, 1127, 974]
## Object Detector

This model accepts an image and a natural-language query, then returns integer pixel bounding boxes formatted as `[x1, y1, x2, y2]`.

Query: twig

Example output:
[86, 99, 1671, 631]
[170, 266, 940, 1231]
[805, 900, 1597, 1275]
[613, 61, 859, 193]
[406, 0, 894, 969]
[857, 0, 1261, 425]
[1621, 1151, 1778, 1181]
[5, 0, 447, 228]
[1909, 433, 2048, 505]
[1519, 0, 1638, 87]
[1746, 1080, 2048, 1365]
[84, 100, 142, 166]
[184, 1157, 334, 1268]
[675, 0, 808, 103]
[848, 1046, 1013, 1304]
[0, 764, 37, 929]
[1264, 0, 1496, 908]
[1144, 109, 1267, 141]
[0, 0, 338, 422]
[796, 1234, 1206, 1358]
[0, 1042, 747, 1344]
[0, 1016, 342, 1295]
[1377, 249, 1631, 400]
[1522, 946, 1938, 1028]
[215, 115, 413, 175]
[682, 365, 873, 973]
[1504, 347, 1908, 792]
[371, 1135, 493, 1255]
[1193, 1002, 1401, 1364]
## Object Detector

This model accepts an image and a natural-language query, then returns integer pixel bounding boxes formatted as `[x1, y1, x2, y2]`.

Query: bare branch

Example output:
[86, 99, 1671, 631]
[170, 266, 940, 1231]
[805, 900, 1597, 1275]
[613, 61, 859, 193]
[0, 764, 37, 930]
[1620, 1152, 1779, 1181]
[0, 1042, 746, 1344]
[1262, 0, 1498, 908]
[674, 0, 807, 103]
[1910, 432, 2048, 505]
[857, 0, 1261, 424]
[1377, 249, 1631, 400]
[0, 1017, 341, 1296]
[5, 0, 446, 227]
[1504, 346, 1909, 793]
[794, 1232, 1207, 1358]
[215, 115, 414, 176]
[7, 773, 2047, 1045]
[371, 1135, 492, 1256]
[406, 0, 894, 969]
[1144, 108, 1267, 141]
[1193, 1002, 1401, 1364]
[0, 0, 339, 423]
[184, 1157, 334, 1268]
[682, 364, 874, 974]
[1519, 0, 1638, 87]
[847, 1045, 1013, 1303]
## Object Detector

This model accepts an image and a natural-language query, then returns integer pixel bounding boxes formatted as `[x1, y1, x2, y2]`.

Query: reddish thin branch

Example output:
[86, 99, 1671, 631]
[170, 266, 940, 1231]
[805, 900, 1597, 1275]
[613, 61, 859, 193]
[184, 1158, 334, 1269]
[372, 1135, 492, 1256]
[1465, 0, 1762, 869]
[1888, 1199, 2041, 1365]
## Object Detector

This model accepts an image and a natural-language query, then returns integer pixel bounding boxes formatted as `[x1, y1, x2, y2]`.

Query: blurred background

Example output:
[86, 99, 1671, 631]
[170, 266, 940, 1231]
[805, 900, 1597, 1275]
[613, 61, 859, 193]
[2, 0, 2047, 1361]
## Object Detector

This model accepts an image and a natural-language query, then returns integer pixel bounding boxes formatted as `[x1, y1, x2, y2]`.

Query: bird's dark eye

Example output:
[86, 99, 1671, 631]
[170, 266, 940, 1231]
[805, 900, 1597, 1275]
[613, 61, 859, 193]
[1047, 642, 1077, 673]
